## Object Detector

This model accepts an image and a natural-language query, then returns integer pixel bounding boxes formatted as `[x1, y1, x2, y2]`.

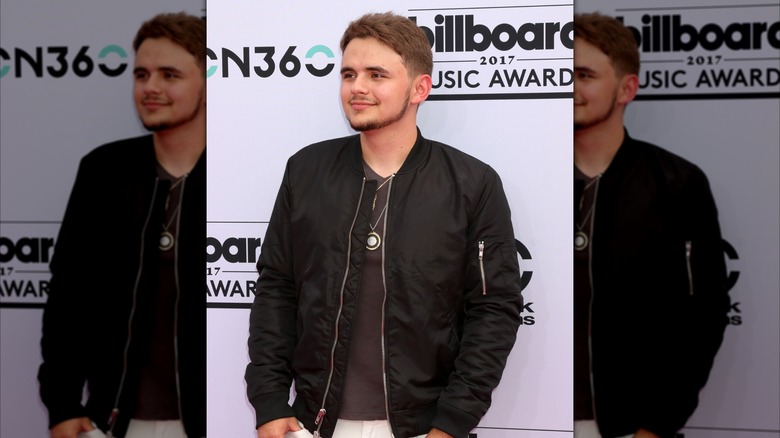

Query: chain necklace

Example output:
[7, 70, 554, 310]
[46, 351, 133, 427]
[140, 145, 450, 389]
[159, 175, 186, 251]
[366, 174, 394, 251]
[574, 174, 601, 252]
[371, 174, 394, 210]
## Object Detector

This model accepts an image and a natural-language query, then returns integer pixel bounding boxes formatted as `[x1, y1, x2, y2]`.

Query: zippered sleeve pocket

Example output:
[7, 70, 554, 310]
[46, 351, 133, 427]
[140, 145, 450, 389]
[685, 240, 694, 296]
[478, 240, 487, 295]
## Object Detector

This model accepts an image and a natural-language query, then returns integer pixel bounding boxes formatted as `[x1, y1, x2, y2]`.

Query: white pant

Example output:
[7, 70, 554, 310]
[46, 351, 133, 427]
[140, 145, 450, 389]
[78, 420, 186, 438]
[574, 420, 634, 438]
[125, 420, 187, 438]
[285, 419, 427, 438]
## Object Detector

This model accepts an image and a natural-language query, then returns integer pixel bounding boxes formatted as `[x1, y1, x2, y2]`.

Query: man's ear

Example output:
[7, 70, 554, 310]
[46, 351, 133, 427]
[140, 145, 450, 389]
[617, 73, 639, 105]
[410, 74, 432, 105]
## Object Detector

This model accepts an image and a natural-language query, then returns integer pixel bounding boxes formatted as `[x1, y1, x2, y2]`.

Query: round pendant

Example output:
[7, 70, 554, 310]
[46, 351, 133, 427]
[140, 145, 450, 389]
[366, 231, 381, 251]
[160, 231, 175, 251]
[574, 231, 588, 251]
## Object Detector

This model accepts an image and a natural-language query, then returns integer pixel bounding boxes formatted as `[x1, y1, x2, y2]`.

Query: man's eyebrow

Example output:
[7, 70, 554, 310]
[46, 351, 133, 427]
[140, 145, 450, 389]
[339, 65, 390, 75]
[574, 66, 596, 73]
[159, 66, 184, 73]
[132, 66, 184, 74]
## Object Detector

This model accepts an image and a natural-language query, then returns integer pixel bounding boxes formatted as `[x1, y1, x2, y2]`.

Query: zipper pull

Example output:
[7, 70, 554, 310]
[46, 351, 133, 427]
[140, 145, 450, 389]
[314, 409, 326, 425]
[312, 408, 326, 438]
[104, 408, 119, 438]
[685, 240, 694, 296]
[478, 241, 486, 295]
[107, 408, 118, 427]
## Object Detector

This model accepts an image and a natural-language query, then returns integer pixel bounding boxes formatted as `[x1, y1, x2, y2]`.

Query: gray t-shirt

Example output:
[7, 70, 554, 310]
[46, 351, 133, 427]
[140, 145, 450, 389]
[339, 164, 391, 420]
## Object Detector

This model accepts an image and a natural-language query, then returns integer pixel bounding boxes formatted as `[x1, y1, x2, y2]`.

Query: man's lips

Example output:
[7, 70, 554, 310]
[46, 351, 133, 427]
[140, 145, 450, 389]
[349, 99, 375, 110]
[142, 100, 169, 110]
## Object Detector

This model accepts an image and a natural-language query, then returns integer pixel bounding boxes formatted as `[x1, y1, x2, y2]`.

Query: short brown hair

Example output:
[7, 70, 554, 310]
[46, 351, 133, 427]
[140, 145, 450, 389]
[574, 12, 640, 77]
[340, 12, 433, 77]
[133, 12, 206, 71]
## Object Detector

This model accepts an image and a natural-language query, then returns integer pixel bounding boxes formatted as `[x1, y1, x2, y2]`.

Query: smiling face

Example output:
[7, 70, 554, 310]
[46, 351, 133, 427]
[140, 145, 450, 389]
[340, 37, 418, 133]
[133, 37, 205, 133]
[573, 39, 624, 131]
[573, 38, 640, 133]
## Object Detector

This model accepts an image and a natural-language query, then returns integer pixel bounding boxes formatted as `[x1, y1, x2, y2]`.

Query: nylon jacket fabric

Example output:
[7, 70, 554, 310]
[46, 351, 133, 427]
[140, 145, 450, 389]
[246, 131, 523, 438]
[38, 135, 206, 438]
[579, 132, 729, 438]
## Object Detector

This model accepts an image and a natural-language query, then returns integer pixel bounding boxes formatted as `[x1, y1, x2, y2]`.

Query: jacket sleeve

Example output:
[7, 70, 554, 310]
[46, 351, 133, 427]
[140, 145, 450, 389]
[38, 156, 96, 428]
[431, 166, 523, 437]
[642, 165, 730, 437]
[245, 164, 298, 428]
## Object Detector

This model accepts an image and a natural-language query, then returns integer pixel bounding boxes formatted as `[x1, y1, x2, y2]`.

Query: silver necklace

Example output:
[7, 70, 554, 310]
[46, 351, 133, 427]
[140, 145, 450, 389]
[574, 174, 600, 251]
[371, 174, 394, 210]
[159, 175, 186, 251]
[366, 174, 394, 251]
[366, 202, 388, 251]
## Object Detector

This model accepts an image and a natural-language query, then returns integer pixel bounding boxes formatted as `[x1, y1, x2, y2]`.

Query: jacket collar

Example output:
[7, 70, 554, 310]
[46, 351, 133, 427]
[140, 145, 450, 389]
[346, 127, 430, 175]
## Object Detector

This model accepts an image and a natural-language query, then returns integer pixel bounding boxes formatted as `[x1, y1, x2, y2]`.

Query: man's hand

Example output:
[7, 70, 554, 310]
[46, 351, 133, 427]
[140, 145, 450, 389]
[426, 428, 454, 438]
[257, 417, 302, 438]
[50, 417, 94, 438]
[633, 429, 661, 438]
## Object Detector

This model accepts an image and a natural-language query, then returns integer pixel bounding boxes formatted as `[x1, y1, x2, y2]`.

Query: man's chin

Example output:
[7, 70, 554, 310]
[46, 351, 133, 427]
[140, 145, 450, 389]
[348, 118, 381, 132]
[143, 123, 169, 132]
[140, 116, 172, 132]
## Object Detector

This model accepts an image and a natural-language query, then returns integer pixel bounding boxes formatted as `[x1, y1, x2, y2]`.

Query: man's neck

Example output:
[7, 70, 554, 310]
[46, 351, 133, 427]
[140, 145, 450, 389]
[360, 121, 418, 177]
[574, 118, 625, 178]
[153, 121, 206, 177]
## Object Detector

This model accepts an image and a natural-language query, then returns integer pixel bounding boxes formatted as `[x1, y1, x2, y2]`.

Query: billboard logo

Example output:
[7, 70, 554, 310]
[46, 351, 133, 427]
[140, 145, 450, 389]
[206, 236, 262, 263]
[410, 15, 573, 53]
[618, 15, 780, 53]
[613, 6, 780, 98]
[0, 237, 52, 300]
[0, 236, 54, 263]
[407, 6, 573, 100]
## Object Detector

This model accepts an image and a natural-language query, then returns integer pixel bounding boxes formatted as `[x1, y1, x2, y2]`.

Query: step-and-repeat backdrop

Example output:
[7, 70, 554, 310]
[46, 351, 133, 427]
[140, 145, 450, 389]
[575, 1, 779, 437]
[0, 1, 204, 437]
[206, 1, 573, 437]
[4, 1, 776, 437]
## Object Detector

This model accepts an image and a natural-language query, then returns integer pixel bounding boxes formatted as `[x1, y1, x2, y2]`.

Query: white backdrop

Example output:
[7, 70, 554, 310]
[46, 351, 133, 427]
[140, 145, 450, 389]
[575, 1, 780, 437]
[206, 1, 574, 437]
[3, 1, 777, 438]
[0, 1, 204, 437]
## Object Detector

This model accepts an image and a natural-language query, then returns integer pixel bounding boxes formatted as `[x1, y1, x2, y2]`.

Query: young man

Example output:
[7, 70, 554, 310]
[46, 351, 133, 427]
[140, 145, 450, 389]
[245, 12, 523, 438]
[38, 13, 206, 438]
[572, 12, 730, 438]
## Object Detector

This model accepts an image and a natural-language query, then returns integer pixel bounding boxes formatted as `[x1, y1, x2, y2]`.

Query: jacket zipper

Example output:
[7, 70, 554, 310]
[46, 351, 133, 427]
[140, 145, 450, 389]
[313, 178, 367, 438]
[478, 241, 487, 295]
[685, 240, 693, 296]
[586, 176, 600, 424]
[172, 176, 187, 426]
[106, 178, 160, 438]
[380, 178, 394, 427]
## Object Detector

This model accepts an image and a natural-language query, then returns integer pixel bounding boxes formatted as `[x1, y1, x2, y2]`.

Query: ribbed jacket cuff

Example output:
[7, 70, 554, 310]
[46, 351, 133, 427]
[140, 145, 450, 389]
[430, 401, 480, 438]
[250, 391, 296, 429]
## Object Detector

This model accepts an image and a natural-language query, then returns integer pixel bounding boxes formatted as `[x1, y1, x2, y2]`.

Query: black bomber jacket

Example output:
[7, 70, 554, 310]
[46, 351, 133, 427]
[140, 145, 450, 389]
[246, 130, 523, 438]
[582, 131, 730, 438]
[38, 135, 206, 438]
